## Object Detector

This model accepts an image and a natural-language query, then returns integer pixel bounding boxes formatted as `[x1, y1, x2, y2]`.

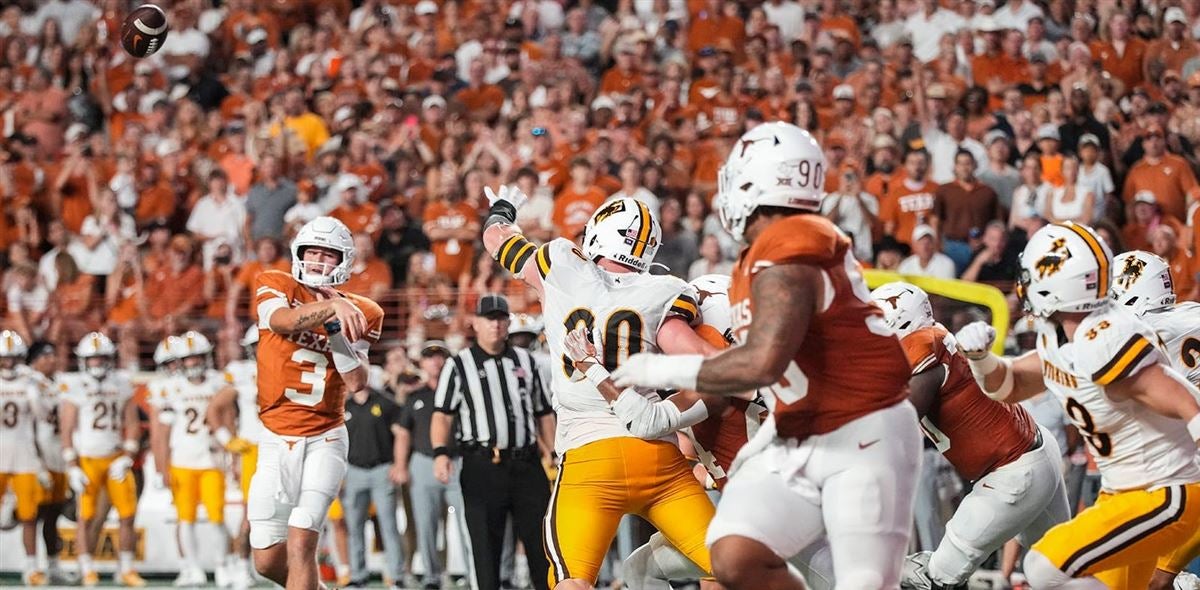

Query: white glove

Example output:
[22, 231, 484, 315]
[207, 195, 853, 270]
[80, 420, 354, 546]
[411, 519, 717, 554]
[484, 184, 529, 211]
[67, 465, 89, 493]
[611, 353, 704, 391]
[955, 321, 996, 360]
[36, 470, 53, 490]
[108, 455, 134, 482]
[562, 327, 599, 364]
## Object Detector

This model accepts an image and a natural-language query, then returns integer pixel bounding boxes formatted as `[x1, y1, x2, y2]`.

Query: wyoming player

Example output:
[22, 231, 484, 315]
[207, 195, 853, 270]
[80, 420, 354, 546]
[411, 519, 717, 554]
[1109, 250, 1200, 590]
[958, 223, 1200, 590]
[146, 335, 184, 488]
[58, 332, 144, 587]
[0, 331, 51, 586]
[160, 331, 234, 587]
[247, 216, 383, 590]
[481, 188, 719, 590]
[27, 341, 72, 585]
[209, 325, 260, 588]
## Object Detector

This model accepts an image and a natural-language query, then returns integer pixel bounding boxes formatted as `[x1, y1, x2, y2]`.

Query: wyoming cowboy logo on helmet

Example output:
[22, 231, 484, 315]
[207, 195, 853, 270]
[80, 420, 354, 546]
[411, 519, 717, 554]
[1035, 238, 1073, 279]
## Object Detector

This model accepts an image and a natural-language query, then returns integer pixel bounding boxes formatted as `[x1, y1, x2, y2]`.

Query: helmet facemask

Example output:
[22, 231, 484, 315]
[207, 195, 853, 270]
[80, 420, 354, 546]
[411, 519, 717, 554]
[0, 356, 19, 380]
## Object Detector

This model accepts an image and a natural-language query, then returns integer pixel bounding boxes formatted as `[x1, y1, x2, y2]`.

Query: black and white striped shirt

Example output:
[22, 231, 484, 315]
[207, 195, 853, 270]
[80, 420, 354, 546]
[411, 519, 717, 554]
[433, 344, 552, 449]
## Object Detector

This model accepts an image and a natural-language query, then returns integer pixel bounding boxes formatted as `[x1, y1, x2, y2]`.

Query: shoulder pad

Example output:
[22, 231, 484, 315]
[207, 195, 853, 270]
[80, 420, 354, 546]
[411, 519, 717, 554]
[745, 215, 846, 275]
[538, 238, 589, 282]
[1074, 307, 1161, 386]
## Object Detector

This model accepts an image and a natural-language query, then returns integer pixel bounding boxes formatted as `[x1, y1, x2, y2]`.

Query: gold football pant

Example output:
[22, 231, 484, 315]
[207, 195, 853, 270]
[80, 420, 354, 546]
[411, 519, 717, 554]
[169, 467, 226, 524]
[1031, 482, 1200, 589]
[0, 473, 42, 520]
[77, 454, 138, 521]
[543, 437, 715, 587]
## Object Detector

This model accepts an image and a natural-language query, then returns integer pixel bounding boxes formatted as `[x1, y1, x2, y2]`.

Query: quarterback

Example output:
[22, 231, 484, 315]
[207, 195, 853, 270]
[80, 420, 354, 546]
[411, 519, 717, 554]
[956, 223, 1200, 589]
[870, 283, 1070, 590]
[612, 122, 922, 590]
[481, 189, 721, 590]
[247, 216, 383, 590]
[58, 332, 144, 587]
[1109, 250, 1200, 589]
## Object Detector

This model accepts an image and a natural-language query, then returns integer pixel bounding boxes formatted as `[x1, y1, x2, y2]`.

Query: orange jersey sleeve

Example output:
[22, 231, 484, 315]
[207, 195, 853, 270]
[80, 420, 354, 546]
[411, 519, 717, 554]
[899, 327, 940, 375]
[254, 270, 385, 437]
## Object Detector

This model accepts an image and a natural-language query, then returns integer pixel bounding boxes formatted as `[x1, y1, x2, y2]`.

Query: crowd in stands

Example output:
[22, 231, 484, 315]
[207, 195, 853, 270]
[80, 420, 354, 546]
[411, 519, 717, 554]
[2, 0, 1199, 369]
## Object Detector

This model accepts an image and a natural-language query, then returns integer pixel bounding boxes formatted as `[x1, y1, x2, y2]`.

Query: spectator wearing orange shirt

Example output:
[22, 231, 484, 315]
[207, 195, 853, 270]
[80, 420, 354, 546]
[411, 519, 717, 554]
[1122, 124, 1198, 222]
[132, 160, 176, 227]
[1144, 8, 1199, 82]
[423, 189, 480, 282]
[341, 234, 393, 301]
[224, 238, 288, 323]
[687, 0, 745, 58]
[600, 42, 642, 96]
[553, 158, 608, 241]
[1091, 12, 1147, 92]
[455, 58, 505, 123]
[329, 175, 382, 239]
[1034, 124, 1065, 187]
[1149, 224, 1196, 301]
[881, 149, 939, 248]
[1121, 191, 1188, 253]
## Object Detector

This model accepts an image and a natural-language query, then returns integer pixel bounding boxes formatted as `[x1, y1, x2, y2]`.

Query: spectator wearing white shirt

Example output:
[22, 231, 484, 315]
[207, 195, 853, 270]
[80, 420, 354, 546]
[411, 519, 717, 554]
[22, 0, 99, 45]
[871, 0, 908, 48]
[5, 263, 49, 343]
[187, 170, 248, 269]
[37, 220, 70, 290]
[904, 0, 966, 62]
[606, 158, 661, 218]
[687, 235, 734, 281]
[992, 0, 1044, 32]
[1075, 134, 1115, 221]
[821, 168, 879, 262]
[922, 108, 988, 184]
[283, 181, 326, 237]
[157, 6, 211, 80]
[68, 189, 136, 279]
[762, 0, 806, 42]
[512, 168, 554, 243]
[897, 224, 957, 279]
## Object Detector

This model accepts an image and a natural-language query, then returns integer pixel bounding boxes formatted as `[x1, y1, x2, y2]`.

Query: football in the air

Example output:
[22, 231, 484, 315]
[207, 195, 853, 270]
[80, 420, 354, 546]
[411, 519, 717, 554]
[120, 4, 169, 58]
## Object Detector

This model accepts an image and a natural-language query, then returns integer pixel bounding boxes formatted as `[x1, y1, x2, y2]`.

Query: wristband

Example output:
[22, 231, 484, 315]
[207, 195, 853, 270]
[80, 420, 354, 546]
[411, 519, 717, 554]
[487, 201, 518, 224]
[121, 439, 139, 454]
[966, 353, 1000, 377]
[214, 427, 233, 446]
[432, 446, 450, 458]
[329, 332, 362, 374]
[1188, 415, 1200, 443]
[584, 363, 611, 386]
[62, 448, 78, 463]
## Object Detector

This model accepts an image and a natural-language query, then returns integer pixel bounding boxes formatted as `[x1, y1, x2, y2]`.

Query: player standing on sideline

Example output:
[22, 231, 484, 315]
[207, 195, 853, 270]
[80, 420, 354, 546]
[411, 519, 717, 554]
[480, 187, 722, 590]
[160, 331, 235, 587]
[0, 331, 52, 586]
[27, 341, 73, 585]
[147, 335, 184, 488]
[956, 223, 1200, 589]
[209, 325, 262, 589]
[246, 216, 383, 590]
[1108, 250, 1200, 590]
[612, 122, 922, 590]
[869, 283, 1071, 590]
[58, 332, 145, 587]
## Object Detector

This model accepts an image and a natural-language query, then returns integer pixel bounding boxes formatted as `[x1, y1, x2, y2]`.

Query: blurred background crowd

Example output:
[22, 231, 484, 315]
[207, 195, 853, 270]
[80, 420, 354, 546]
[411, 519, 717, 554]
[1, 0, 1199, 371]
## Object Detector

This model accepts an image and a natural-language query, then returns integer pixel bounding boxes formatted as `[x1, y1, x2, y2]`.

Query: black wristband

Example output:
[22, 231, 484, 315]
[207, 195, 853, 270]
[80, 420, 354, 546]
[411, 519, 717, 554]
[488, 200, 517, 224]
[432, 446, 450, 458]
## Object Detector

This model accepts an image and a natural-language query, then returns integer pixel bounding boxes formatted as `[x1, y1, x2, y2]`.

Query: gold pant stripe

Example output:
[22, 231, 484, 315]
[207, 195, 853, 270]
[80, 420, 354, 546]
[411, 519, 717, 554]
[543, 457, 570, 584]
[1063, 484, 1187, 576]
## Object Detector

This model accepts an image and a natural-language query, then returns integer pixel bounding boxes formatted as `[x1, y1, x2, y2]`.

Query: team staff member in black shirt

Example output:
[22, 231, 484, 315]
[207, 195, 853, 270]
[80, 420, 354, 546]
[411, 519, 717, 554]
[431, 294, 555, 590]
[342, 384, 407, 587]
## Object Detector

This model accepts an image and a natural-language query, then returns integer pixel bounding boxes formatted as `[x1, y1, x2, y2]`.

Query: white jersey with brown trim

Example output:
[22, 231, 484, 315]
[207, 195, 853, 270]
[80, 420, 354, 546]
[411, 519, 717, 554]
[1035, 304, 1200, 492]
[1140, 302, 1200, 389]
[224, 359, 263, 444]
[57, 371, 134, 458]
[0, 370, 42, 473]
[165, 370, 224, 470]
[535, 238, 701, 454]
[28, 369, 65, 473]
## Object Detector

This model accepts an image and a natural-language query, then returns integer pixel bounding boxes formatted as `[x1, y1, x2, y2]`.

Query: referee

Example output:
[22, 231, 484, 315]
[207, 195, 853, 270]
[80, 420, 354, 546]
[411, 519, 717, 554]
[431, 294, 555, 590]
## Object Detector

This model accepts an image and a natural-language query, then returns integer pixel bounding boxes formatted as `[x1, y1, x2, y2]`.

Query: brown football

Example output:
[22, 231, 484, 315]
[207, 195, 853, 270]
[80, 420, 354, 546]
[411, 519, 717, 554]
[120, 4, 169, 58]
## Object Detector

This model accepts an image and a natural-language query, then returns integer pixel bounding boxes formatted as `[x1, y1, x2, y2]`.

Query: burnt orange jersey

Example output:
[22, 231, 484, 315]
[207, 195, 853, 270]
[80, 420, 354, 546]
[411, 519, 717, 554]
[254, 270, 384, 436]
[686, 325, 766, 490]
[901, 324, 1037, 481]
[728, 214, 911, 441]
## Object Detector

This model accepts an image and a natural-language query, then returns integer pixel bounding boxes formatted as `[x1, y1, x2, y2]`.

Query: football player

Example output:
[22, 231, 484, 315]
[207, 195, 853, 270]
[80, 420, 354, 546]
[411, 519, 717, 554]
[956, 223, 1200, 589]
[160, 331, 235, 586]
[1109, 250, 1200, 590]
[208, 325, 260, 589]
[58, 332, 145, 587]
[612, 122, 922, 590]
[146, 335, 184, 488]
[27, 341, 72, 585]
[480, 189, 721, 590]
[0, 331, 51, 585]
[247, 216, 383, 590]
[869, 282, 1071, 590]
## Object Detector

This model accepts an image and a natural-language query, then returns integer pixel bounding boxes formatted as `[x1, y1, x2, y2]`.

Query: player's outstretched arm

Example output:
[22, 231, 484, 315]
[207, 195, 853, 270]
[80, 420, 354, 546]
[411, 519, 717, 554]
[481, 185, 545, 296]
[956, 321, 1045, 403]
[1107, 364, 1200, 444]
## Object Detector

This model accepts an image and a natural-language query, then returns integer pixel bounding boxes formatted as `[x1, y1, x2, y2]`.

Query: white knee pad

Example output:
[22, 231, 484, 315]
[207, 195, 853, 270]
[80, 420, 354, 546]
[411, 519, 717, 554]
[833, 568, 885, 590]
[249, 518, 288, 550]
[1023, 550, 1106, 590]
[286, 490, 333, 532]
[620, 542, 673, 590]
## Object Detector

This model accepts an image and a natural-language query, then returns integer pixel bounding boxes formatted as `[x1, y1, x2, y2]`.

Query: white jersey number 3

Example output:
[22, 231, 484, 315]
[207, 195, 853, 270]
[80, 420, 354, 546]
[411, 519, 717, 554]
[284, 348, 330, 407]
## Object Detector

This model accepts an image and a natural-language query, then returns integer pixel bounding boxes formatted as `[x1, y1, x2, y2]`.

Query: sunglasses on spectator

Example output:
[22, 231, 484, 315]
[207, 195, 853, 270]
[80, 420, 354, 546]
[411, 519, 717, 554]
[531, 127, 548, 137]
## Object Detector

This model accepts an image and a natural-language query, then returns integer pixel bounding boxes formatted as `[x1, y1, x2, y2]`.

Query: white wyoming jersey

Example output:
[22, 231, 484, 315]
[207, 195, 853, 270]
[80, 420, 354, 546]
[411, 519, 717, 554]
[28, 370, 65, 473]
[224, 360, 263, 443]
[58, 371, 134, 458]
[145, 374, 182, 411]
[1140, 302, 1200, 388]
[1035, 304, 1200, 492]
[537, 238, 700, 453]
[165, 370, 224, 470]
[0, 371, 43, 473]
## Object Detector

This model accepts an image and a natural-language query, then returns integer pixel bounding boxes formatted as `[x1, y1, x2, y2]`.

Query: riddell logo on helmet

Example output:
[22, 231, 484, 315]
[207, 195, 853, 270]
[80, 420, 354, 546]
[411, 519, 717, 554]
[614, 253, 643, 266]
